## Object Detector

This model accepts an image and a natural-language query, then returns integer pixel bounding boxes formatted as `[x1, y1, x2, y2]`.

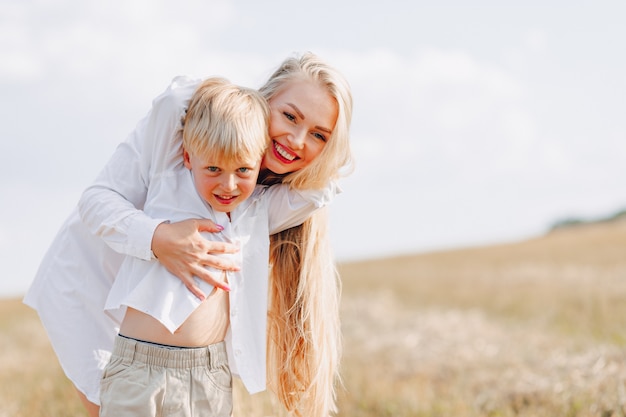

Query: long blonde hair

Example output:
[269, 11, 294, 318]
[261, 53, 353, 416]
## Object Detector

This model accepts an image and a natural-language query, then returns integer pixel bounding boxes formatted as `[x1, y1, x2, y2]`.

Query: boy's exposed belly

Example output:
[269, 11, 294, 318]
[119, 288, 230, 347]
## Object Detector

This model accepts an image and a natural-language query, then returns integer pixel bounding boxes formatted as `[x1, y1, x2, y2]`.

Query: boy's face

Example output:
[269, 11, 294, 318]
[184, 150, 261, 213]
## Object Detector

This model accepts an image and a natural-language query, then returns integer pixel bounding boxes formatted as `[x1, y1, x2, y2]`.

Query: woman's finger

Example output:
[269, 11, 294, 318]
[199, 239, 240, 256]
[183, 276, 207, 301]
[192, 265, 231, 292]
[202, 253, 241, 272]
[194, 218, 225, 234]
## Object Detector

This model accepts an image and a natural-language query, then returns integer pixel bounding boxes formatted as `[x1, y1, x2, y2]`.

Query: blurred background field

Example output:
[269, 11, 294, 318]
[3, 217, 626, 416]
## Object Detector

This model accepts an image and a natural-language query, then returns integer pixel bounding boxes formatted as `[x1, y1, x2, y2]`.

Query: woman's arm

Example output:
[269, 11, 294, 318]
[264, 181, 341, 235]
[78, 77, 238, 299]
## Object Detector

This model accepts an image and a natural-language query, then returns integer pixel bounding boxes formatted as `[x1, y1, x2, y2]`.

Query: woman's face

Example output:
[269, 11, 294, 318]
[262, 78, 338, 175]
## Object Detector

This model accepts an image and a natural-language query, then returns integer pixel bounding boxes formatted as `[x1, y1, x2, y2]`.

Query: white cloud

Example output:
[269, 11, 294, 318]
[524, 28, 548, 54]
[0, 5, 43, 80]
[331, 48, 531, 176]
[0, 0, 243, 85]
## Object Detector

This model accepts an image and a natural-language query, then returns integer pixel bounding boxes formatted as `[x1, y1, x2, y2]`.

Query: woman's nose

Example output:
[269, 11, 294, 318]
[287, 128, 306, 150]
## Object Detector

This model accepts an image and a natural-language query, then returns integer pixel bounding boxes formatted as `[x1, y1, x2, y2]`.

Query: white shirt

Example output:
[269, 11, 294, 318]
[23, 78, 201, 404]
[77, 77, 203, 262]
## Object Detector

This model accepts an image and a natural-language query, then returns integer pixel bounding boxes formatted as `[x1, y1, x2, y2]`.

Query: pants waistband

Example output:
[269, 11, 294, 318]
[112, 334, 228, 369]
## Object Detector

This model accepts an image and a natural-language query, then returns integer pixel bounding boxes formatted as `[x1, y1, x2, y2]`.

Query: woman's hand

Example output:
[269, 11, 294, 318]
[151, 219, 240, 300]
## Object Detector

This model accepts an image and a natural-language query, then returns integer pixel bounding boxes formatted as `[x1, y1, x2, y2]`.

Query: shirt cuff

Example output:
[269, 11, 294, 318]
[127, 216, 170, 261]
[298, 181, 343, 208]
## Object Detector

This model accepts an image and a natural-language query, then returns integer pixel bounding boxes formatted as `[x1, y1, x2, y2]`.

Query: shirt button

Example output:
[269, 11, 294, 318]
[235, 349, 242, 357]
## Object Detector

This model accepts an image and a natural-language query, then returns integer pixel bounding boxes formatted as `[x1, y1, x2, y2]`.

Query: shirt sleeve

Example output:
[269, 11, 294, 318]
[264, 181, 342, 235]
[77, 76, 202, 260]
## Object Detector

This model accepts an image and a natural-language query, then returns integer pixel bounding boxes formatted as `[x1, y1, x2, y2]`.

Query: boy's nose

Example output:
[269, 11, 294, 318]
[221, 175, 237, 191]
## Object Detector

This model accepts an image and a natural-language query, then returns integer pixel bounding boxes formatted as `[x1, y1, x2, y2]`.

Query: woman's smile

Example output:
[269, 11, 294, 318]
[272, 140, 298, 163]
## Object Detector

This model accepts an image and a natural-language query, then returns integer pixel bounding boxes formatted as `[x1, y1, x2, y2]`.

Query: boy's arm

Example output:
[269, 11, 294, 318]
[265, 182, 342, 235]
[77, 76, 200, 260]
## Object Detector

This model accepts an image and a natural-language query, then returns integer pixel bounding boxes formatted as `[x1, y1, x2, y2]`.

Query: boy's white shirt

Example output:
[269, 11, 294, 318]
[105, 167, 337, 394]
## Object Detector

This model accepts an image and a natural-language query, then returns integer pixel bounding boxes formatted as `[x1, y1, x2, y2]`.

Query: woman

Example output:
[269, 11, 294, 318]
[24, 52, 353, 417]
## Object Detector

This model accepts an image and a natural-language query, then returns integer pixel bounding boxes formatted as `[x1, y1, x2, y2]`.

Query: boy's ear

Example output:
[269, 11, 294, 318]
[183, 148, 192, 169]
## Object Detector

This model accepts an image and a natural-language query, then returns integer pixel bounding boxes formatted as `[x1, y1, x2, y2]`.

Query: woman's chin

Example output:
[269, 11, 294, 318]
[262, 154, 295, 175]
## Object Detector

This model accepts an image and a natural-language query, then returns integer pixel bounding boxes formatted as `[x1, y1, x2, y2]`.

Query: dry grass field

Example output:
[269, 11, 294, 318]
[3, 218, 626, 416]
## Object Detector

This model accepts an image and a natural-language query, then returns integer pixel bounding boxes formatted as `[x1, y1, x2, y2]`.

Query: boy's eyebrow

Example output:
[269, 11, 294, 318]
[287, 103, 333, 134]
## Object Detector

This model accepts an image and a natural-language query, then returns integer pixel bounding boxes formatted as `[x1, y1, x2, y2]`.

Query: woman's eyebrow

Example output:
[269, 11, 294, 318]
[287, 102, 332, 133]
[287, 103, 333, 133]
[287, 103, 305, 119]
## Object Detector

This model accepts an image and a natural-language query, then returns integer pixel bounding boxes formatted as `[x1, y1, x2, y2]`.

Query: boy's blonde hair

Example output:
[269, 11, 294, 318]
[183, 77, 269, 164]
[262, 53, 353, 417]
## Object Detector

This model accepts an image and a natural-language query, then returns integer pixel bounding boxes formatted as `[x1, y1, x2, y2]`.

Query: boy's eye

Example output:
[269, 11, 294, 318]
[206, 166, 219, 172]
[237, 167, 254, 177]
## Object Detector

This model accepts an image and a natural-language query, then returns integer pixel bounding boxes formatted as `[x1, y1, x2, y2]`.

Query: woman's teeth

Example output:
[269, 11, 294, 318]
[275, 142, 296, 161]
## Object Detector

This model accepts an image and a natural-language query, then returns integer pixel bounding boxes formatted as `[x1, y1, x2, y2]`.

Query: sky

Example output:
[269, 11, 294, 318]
[1, 0, 625, 297]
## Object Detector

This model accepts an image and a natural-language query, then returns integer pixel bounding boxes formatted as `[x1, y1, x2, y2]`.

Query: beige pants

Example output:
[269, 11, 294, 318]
[100, 335, 232, 417]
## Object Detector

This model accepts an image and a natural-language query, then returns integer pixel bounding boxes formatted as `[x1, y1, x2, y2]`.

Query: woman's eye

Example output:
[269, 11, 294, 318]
[283, 112, 296, 122]
[313, 132, 327, 142]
